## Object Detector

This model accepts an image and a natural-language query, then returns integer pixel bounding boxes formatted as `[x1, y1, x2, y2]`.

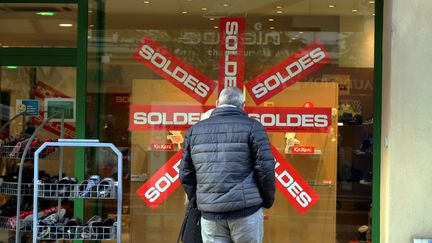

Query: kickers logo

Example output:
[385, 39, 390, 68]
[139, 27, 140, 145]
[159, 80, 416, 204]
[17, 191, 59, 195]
[133, 37, 216, 104]
[290, 146, 315, 154]
[271, 145, 320, 214]
[245, 40, 331, 105]
[129, 105, 332, 133]
[136, 150, 182, 209]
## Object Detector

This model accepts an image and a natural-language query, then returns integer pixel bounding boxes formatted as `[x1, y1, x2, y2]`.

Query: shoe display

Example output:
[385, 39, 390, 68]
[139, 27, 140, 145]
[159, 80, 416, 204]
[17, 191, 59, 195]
[97, 177, 116, 198]
[78, 175, 101, 198]
[58, 177, 78, 197]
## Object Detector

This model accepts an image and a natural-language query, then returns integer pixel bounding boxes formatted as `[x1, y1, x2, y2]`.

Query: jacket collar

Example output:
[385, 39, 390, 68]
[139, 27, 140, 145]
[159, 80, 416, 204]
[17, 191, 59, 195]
[210, 106, 247, 117]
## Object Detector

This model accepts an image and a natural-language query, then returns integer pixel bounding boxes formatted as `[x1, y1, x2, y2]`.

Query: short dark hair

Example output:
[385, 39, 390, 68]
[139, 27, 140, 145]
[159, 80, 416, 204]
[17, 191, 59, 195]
[218, 87, 244, 108]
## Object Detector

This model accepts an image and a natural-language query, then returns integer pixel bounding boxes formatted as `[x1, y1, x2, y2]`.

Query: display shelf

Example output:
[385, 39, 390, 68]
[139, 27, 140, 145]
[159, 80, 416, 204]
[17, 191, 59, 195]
[37, 224, 116, 240]
[0, 145, 58, 160]
[0, 181, 33, 196]
[32, 139, 122, 243]
[0, 216, 33, 231]
[36, 182, 118, 199]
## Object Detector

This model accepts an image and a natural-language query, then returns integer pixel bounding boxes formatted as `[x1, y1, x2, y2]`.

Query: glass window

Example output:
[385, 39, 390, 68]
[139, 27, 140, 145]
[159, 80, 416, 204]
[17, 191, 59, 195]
[0, 3, 77, 48]
[87, 0, 375, 242]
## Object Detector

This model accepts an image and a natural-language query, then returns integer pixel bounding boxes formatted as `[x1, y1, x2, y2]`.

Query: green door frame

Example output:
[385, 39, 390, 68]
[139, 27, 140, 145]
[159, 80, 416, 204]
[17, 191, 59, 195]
[372, 0, 384, 242]
[0, 0, 88, 237]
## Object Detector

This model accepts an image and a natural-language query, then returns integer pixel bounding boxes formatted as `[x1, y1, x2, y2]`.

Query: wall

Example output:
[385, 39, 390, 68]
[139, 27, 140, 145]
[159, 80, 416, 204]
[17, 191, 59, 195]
[381, 1, 432, 242]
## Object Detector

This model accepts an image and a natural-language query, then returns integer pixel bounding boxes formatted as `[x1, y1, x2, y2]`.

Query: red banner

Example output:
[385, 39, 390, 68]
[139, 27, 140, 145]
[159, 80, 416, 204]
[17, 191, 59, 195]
[136, 145, 320, 213]
[245, 40, 331, 105]
[129, 105, 332, 133]
[133, 37, 216, 104]
[218, 17, 245, 94]
[33, 81, 76, 138]
[136, 150, 183, 209]
[272, 145, 320, 214]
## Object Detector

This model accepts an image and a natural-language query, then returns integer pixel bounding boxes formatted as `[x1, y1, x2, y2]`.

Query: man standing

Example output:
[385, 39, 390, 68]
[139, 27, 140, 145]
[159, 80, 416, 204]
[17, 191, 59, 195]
[180, 87, 276, 243]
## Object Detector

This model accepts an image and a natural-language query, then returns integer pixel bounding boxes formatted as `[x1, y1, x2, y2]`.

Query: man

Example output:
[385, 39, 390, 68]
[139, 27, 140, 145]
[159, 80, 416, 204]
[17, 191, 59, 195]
[180, 87, 276, 243]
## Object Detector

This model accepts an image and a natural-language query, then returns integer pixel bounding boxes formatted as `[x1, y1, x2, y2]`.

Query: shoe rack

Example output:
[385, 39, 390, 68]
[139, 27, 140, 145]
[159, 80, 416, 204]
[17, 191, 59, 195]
[0, 111, 65, 243]
[31, 139, 122, 242]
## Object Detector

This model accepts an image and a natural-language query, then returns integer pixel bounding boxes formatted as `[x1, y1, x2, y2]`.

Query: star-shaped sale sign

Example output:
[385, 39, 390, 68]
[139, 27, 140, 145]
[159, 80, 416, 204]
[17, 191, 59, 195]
[133, 18, 331, 214]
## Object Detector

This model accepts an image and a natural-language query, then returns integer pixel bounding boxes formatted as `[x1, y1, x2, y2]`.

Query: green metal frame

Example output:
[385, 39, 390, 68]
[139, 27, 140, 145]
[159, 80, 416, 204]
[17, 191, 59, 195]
[0, 48, 76, 66]
[372, 0, 384, 242]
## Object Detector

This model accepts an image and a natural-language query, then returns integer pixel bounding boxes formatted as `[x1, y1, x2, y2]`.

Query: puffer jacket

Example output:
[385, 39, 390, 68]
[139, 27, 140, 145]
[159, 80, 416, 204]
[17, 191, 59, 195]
[180, 106, 275, 213]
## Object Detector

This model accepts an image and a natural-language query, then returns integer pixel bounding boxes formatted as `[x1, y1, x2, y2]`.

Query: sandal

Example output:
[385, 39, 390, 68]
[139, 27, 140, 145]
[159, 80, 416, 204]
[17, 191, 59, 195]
[64, 217, 82, 240]
[81, 215, 102, 239]
[78, 175, 101, 198]
[97, 177, 116, 198]
[58, 177, 77, 197]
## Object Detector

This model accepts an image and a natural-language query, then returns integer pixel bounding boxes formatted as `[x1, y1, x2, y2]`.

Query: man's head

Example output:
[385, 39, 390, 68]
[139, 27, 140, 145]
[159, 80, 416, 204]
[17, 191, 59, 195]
[217, 87, 245, 109]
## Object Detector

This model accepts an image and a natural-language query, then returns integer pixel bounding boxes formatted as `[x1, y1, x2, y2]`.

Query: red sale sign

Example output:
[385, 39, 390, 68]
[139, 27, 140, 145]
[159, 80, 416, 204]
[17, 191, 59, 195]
[245, 40, 331, 105]
[272, 145, 320, 214]
[136, 150, 183, 209]
[129, 105, 332, 133]
[133, 37, 216, 104]
[136, 145, 320, 213]
[218, 17, 245, 94]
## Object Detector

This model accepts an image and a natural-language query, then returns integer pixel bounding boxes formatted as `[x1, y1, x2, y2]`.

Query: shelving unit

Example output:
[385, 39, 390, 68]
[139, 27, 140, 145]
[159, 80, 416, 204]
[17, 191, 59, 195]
[0, 111, 65, 242]
[32, 139, 122, 242]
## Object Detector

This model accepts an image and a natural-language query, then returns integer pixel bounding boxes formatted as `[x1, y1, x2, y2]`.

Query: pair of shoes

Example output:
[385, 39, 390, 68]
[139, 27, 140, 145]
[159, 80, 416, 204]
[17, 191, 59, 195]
[63, 216, 115, 240]
[82, 216, 116, 240]
[78, 175, 116, 198]
[37, 208, 66, 239]
[58, 177, 78, 197]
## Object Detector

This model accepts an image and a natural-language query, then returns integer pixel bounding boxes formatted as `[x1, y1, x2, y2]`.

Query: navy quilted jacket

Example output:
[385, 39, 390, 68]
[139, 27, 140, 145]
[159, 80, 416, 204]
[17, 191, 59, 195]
[180, 106, 276, 213]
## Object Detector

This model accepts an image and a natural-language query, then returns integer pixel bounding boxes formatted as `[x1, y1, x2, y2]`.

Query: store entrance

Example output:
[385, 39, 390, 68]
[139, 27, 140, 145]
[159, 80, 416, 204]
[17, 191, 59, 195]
[0, 66, 77, 242]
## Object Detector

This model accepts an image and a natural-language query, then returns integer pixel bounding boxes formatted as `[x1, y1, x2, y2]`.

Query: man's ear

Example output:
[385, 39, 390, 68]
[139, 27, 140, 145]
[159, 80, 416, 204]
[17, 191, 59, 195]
[216, 100, 220, 107]
[241, 103, 245, 110]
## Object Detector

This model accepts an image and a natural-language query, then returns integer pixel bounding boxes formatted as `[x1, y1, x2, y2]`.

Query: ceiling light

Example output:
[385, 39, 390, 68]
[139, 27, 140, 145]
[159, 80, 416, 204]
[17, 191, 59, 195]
[88, 10, 92, 13]
[59, 23, 73, 27]
[209, 17, 215, 20]
[373, 13, 375, 16]
[269, 27, 275, 30]
[213, 26, 219, 29]
[143, 0, 150, 3]
[369, 0, 375, 3]
[268, 18, 274, 21]
[329, 4, 335, 8]
[299, 31, 303, 34]
[352, 9, 358, 12]
[89, 24, 94, 27]
[223, 3, 229, 7]
[6, 66, 18, 69]
[201, 7, 207, 11]
[276, 10, 283, 14]
[276, 6, 283, 9]
[181, 11, 188, 14]
[35, 12, 56, 16]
